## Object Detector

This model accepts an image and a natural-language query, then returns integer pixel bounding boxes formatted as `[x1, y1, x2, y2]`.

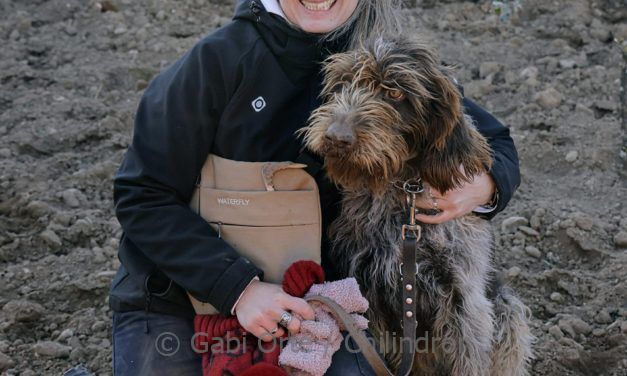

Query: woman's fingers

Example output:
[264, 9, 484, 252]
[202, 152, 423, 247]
[233, 281, 316, 339]
[279, 313, 302, 335]
[281, 295, 315, 321]
[251, 325, 275, 342]
[415, 209, 457, 224]
[258, 317, 286, 339]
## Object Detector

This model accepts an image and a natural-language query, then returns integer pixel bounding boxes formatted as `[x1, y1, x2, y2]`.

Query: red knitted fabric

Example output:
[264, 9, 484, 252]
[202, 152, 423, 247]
[282, 260, 325, 297]
[194, 260, 325, 376]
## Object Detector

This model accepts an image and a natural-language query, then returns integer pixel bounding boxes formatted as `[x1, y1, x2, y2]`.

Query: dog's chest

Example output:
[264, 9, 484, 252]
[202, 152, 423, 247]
[329, 190, 406, 265]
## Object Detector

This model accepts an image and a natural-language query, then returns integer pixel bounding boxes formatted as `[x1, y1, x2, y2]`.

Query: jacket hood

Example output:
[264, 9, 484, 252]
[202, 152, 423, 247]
[233, 0, 351, 82]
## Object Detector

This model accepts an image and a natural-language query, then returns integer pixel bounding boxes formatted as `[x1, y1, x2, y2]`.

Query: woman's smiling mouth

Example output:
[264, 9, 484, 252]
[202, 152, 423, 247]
[300, 0, 337, 12]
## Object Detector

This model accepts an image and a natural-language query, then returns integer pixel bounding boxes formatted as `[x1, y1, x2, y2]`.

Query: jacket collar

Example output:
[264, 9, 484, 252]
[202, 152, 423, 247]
[233, 0, 351, 83]
[259, 0, 286, 19]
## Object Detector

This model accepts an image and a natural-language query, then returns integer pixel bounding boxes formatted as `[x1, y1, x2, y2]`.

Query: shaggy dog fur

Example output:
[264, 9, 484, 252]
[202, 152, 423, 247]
[298, 36, 533, 375]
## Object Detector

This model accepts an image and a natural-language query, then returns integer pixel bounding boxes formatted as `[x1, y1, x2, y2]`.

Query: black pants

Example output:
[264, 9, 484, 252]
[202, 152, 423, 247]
[112, 310, 376, 375]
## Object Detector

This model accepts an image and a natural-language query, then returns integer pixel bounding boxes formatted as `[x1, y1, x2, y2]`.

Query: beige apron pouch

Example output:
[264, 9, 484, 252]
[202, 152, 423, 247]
[186, 154, 322, 315]
[195, 188, 320, 226]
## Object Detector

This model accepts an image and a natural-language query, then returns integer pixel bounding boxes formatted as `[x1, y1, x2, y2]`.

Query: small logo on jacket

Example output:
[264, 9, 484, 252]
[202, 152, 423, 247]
[251, 96, 266, 112]
[217, 197, 250, 206]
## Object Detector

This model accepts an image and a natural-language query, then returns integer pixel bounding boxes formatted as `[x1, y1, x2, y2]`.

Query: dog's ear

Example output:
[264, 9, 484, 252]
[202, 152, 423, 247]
[420, 115, 493, 193]
[428, 74, 463, 151]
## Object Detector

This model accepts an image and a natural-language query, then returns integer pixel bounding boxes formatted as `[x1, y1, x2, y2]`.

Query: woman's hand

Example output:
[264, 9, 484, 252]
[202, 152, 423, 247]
[234, 280, 315, 342]
[414, 171, 496, 224]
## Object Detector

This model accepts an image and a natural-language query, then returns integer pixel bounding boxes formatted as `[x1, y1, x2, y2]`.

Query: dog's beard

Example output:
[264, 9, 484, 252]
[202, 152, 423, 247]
[301, 101, 414, 195]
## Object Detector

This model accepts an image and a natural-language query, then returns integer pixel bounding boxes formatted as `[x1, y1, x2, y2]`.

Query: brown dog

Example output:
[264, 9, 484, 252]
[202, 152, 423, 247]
[299, 36, 533, 375]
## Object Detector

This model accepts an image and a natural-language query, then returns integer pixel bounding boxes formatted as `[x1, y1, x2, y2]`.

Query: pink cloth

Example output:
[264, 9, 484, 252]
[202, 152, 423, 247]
[279, 278, 369, 376]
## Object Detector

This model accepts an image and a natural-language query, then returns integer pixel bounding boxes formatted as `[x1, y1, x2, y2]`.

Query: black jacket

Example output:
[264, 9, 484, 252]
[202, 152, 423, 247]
[109, 0, 521, 318]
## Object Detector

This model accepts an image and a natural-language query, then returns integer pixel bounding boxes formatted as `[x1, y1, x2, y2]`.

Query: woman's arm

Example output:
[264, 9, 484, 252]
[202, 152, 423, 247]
[463, 97, 521, 218]
[113, 39, 263, 315]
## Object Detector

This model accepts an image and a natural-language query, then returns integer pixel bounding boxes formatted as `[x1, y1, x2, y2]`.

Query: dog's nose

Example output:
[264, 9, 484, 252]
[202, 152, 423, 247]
[325, 121, 355, 147]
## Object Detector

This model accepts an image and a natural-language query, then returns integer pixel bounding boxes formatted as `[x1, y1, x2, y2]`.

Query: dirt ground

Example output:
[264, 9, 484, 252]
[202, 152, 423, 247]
[0, 0, 625, 375]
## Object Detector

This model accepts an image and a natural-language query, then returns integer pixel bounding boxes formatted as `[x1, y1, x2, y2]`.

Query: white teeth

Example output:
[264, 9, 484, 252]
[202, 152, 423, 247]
[301, 0, 335, 11]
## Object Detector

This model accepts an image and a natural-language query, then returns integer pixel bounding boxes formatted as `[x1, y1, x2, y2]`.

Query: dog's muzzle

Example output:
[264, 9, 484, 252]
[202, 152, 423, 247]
[324, 120, 356, 149]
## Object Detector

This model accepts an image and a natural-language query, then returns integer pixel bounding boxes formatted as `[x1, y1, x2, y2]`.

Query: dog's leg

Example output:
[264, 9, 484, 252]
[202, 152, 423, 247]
[422, 219, 495, 376]
[489, 284, 534, 376]
[432, 283, 494, 376]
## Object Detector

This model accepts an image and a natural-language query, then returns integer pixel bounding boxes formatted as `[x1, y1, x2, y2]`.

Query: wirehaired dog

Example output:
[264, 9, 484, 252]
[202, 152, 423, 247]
[298, 36, 533, 375]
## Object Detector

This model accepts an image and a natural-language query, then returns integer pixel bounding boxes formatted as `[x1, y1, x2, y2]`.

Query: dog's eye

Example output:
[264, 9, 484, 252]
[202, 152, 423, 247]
[387, 89, 405, 101]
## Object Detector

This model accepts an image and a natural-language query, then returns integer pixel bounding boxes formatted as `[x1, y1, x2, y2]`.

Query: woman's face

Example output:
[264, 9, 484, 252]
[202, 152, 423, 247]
[279, 0, 359, 34]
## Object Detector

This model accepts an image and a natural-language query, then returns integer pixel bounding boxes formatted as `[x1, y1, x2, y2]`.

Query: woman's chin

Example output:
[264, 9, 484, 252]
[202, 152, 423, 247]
[292, 17, 345, 34]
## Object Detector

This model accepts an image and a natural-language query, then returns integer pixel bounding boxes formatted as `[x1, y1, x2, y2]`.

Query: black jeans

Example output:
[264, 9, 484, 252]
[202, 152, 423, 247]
[112, 310, 375, 375]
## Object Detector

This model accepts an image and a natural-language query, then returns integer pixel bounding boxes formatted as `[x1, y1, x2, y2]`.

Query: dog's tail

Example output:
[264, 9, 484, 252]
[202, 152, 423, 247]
[490, 284, 535, 376]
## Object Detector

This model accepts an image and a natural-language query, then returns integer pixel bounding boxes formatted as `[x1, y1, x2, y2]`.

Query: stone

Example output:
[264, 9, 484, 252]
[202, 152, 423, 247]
[32, 341, 71, 358]
[520, 66, 538, 80]
[91, 321, 106, 332]
[0, 352, 15, 371]
[507, 266, 521, 278]
[40, 230, 62, 250]
[592, 328, 606, 337]
[502, 216, 528, 233]
[69, 347, 85, 361]
[61, 189, 84, 208]
[530, 215, 542, 230]
[25, 200, 52, 218]
[608, 333, 627, 347]
[548, 325, 564, 339]
[525, 246, 542, 258]
[2, 300, 44, 322]
[565, 150, 578, 162]
[550, 292, 564, 302]
[558, 319, 576, 338]
[595, 309, 613, 324]
[569, 317, 592, 335]
[560, 219, 576, 229]
[57, 328, 74, 341]
[559, 59, 577, 69]
[594, 100, 618, 112]
[566, 227, 603, 253]
[113, 26, 127, 35]
[533, 87, 563, 109]
[572, 213, 594, 231]
[614, 231, 627, 248]
[519, 226, 540, 237]
[479, 62, 503, 78]
[559, 337, 584, 351]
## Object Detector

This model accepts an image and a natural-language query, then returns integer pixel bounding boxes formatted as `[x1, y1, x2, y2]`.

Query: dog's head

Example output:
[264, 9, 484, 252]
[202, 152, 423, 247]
[299, 36, 492, 195]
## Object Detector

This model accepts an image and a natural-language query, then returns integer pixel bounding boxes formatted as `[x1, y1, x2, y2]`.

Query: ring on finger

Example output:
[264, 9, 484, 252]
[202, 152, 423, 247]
[269, 326, 279, 335]
[278, 311, 293, 328]
[427, 188, 439, 211]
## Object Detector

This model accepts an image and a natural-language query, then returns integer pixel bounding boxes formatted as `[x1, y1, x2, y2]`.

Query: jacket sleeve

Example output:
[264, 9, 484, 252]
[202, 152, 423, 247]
[462, 97, 521, 219]
[113, 39, 263, 315]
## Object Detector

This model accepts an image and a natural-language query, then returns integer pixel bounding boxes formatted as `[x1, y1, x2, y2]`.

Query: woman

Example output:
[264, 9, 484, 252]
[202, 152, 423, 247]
[110, 0, 520, 374]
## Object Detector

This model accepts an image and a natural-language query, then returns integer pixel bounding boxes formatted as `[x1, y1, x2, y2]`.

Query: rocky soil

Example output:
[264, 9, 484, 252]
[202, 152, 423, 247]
[0, 0, 625, 375]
